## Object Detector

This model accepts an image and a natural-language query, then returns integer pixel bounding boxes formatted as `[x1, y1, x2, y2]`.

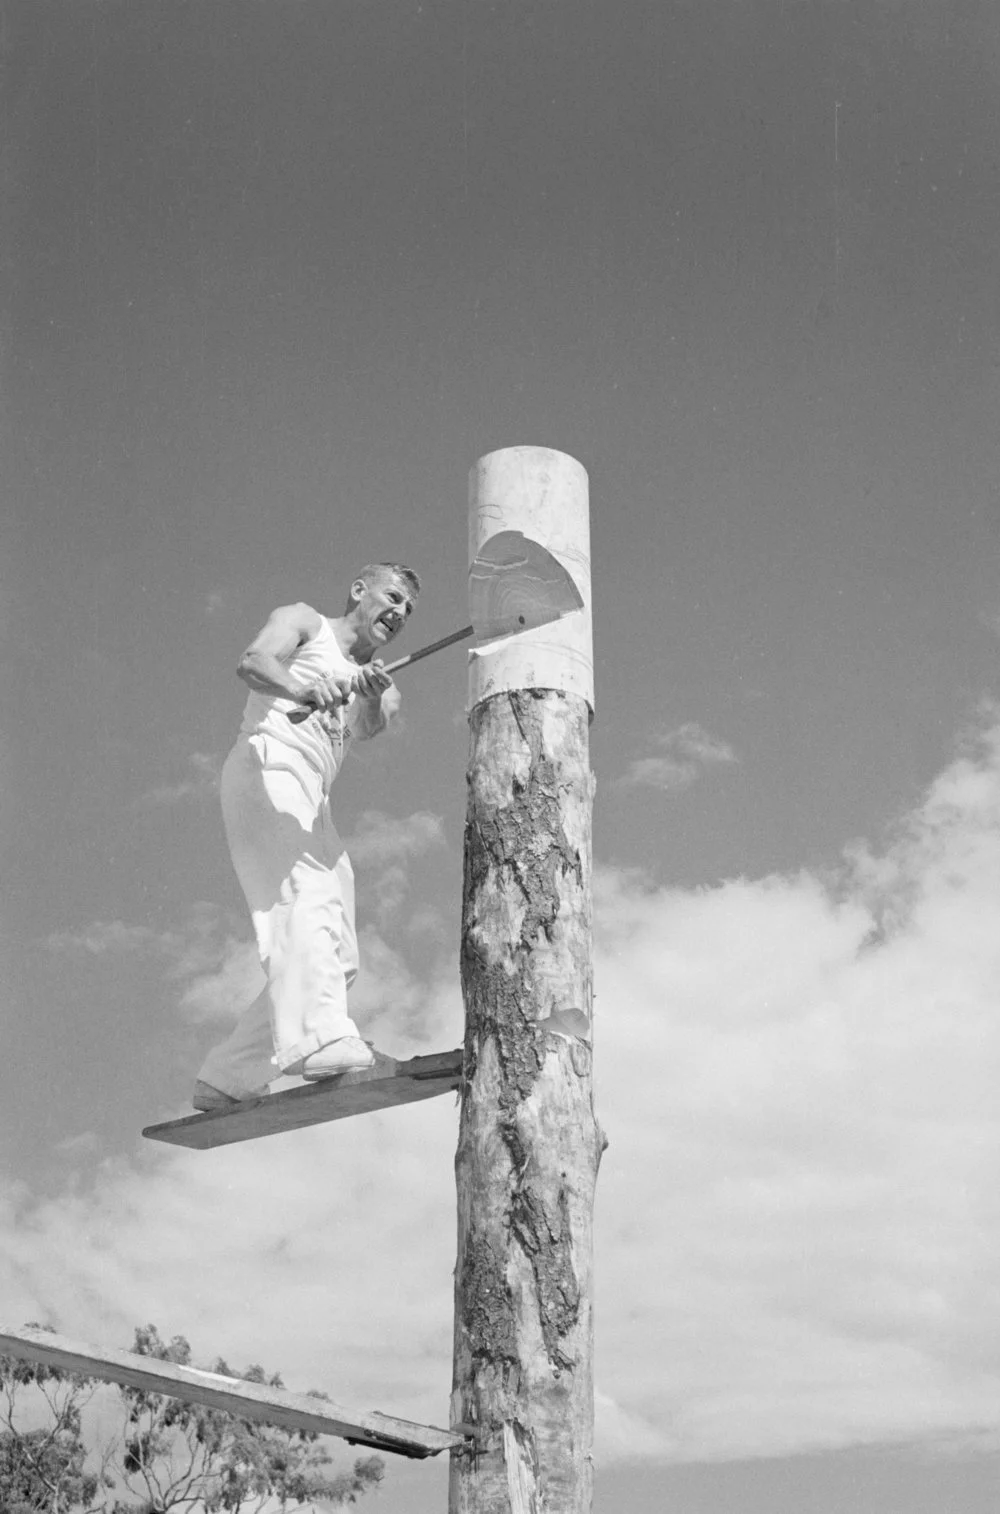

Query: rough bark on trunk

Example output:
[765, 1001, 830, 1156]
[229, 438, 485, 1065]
[450, 687, 602, 1514]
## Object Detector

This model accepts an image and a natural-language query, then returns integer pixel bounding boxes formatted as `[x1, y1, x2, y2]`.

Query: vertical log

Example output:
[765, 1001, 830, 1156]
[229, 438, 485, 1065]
[450, 449, 601, 1514]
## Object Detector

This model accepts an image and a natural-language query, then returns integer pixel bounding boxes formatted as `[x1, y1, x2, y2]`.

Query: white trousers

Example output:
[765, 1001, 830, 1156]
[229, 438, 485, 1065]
[197, 735, 361, 1097]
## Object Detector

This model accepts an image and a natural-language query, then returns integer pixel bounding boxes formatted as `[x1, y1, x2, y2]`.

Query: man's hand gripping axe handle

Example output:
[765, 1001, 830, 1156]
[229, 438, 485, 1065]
[287, 624, 475, 724]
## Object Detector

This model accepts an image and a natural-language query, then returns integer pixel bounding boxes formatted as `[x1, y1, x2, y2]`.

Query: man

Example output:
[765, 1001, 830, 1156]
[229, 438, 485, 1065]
[193, 562, 420, 1111]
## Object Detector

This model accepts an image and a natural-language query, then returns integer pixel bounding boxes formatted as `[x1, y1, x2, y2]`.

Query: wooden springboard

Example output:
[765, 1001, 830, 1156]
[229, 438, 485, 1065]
[142, 1048, 463, 1150]
[0, 1324, 465, 1459]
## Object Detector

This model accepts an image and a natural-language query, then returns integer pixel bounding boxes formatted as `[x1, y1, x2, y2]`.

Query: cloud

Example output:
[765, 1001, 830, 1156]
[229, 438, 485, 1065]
[349, 929, 461, 1054]
[344, 809, 445, 867]
[594, 715, 1000, 1460]
[405, 903, 449, 945]
[344, 809, 447, 929]
[46, 905, 228, 972]
[10, 724, 1000, 1467]
[139, 752, 221, 807]
[617, 721, 738, 793]
[595, 1391, 673, 1461]
[177, 939, 264, 1024]
[46, 920, 180, 956]
[53, 1132, 101, 1161]
[45, 904, 258, 1026]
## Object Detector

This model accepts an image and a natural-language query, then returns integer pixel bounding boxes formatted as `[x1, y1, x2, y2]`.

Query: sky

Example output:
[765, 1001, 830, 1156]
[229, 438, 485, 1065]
[2, 1, 1000, 1510]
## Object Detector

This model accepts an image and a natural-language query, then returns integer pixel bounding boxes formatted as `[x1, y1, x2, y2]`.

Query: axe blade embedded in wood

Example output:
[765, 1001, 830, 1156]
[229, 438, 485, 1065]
[287, 531, 583, 723]
[467, 528, 584, 642]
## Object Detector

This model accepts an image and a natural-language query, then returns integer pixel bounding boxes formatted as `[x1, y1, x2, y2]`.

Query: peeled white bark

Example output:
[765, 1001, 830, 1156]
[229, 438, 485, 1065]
[467, 447, 593, 717]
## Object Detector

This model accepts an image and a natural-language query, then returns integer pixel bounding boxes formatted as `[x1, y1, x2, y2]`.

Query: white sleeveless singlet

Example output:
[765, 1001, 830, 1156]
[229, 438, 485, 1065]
[238, 617, 359, 794]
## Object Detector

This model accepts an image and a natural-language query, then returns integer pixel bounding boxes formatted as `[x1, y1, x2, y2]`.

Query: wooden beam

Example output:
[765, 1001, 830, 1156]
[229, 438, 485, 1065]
[143, 1048, 462, 1150]
[0, 1325, 465, 1460]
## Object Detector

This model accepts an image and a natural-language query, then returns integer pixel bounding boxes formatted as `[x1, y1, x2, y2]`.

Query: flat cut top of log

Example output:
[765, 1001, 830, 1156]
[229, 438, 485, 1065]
[0, 1325, 464, 1459]
[142, 1048, 462, 1150]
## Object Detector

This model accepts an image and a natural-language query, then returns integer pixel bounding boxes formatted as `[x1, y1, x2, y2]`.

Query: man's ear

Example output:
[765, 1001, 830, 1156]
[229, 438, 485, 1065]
[349, 577, 367, 607]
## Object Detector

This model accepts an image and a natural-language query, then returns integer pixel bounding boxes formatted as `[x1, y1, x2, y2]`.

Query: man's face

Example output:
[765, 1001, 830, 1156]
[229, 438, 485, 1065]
[357, 573, 416, 648]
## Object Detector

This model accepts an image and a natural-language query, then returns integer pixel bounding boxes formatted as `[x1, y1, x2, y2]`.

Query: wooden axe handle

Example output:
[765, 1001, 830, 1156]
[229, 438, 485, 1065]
[380, 622, 475, 674]
[287, 625, 475, 724]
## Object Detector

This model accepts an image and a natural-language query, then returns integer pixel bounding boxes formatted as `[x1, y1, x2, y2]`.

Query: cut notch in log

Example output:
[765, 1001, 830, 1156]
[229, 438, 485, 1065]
[0, 1325, 466, 1458]
[143, 1048, 462, 1150]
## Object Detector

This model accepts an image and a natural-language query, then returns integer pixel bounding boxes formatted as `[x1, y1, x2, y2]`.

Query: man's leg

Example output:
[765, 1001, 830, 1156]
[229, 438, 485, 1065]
[269, 821, 369, 1075]
[195, 988, 274, 1102]
[194, 739, 368, 1103]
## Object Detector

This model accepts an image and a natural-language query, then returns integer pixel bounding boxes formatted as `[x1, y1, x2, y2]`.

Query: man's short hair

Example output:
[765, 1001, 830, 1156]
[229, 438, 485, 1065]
[349, 562, 421, 608]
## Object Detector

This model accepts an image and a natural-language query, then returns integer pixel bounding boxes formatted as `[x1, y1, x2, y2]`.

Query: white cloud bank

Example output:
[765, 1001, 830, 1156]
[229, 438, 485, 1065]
[7, 728, 1000, 1466]
[596, 714, 1000, 1460]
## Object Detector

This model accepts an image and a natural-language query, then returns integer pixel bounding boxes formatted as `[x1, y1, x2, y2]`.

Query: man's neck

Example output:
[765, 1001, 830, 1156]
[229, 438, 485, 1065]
[328, 612, 373, 665]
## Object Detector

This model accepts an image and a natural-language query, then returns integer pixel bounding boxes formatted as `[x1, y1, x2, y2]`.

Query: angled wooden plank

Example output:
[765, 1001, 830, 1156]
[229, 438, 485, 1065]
[142, 1048, 463, 1150]
[0, 1325, 465, 1459]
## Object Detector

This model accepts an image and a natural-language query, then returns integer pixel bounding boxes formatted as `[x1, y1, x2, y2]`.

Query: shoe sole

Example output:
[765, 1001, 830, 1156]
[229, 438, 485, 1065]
[301, 1057, 375, 1080]
[295, 1038, 376, 1080]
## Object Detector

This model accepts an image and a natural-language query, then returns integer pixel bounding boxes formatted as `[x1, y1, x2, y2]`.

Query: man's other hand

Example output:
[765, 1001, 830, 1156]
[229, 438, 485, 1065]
[353, 659, 394, 701]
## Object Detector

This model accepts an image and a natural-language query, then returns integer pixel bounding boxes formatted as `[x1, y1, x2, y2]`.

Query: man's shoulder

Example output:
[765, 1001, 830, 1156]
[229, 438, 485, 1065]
[269, 602, 325, 639]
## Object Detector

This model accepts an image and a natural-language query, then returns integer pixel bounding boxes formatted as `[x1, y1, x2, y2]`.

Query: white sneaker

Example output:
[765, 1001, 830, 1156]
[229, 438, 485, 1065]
[299, 1037, 375, 1080]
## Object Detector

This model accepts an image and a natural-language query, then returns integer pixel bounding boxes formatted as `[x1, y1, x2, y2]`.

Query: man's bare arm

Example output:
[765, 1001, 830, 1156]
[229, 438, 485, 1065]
[237, 604, 352, 711]
[350, 661, 401, 739]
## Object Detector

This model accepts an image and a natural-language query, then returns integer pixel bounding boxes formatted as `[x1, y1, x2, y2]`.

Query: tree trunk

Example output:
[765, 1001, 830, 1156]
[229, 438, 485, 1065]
[450, 687, 602, 1514]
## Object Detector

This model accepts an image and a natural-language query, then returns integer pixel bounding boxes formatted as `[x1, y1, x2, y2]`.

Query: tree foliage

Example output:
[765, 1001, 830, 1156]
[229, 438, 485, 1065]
[0, 1324, 108, 1513]
[0, 1324, 384, 1513]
